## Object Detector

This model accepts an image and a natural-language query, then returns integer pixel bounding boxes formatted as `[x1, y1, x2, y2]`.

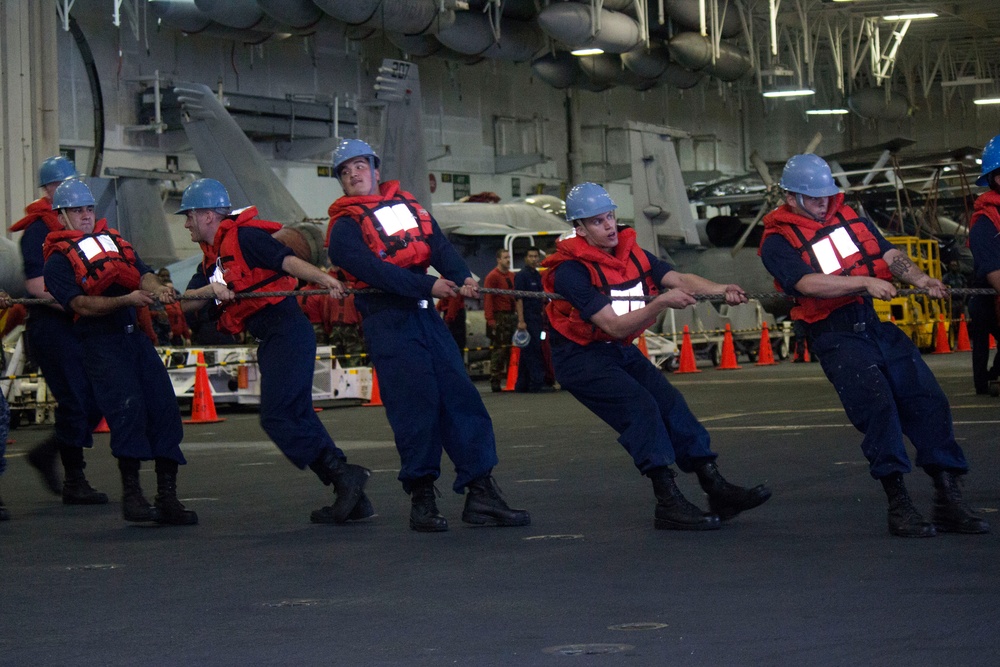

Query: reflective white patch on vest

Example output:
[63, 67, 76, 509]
[373, 203, 418, 236]
[95, 234, 118, 254]
[76, 237, 104, 261]
[610, 284, 645, 316]
[810, 227, 861, 275]
[810, 238, 842, 275]
[829, 227, 860, 259]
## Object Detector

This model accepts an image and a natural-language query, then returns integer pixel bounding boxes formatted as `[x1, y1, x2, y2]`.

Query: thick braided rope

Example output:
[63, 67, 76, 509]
[6, 286, 997, 307]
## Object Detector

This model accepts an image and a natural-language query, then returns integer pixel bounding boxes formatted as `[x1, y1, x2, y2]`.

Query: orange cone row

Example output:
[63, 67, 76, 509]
[717, 323, 741, 370]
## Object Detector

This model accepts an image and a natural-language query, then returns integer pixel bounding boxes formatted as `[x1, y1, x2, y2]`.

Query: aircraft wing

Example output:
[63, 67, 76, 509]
[174, 82, 309, 222]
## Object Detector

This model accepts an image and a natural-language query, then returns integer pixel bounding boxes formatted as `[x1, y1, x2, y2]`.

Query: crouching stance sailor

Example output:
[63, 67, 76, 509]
[179, 178, 373, 525]
[42, 179, 196, 525]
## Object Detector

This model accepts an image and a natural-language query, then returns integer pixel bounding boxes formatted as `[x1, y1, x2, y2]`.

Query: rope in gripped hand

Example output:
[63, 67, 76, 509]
[4, 286, 997, 308]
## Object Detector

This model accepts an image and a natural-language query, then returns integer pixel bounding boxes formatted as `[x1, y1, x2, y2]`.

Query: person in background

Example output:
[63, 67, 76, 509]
[484, 249, 516, 392]
[513, 248, 549, 393]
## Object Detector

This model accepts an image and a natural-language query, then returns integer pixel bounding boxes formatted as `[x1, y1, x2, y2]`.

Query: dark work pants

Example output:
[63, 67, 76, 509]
[808, 307, 967, 479]
[968, 295, 1000, 393]
[363, 306, 498, 493]
[81, 330, 185, 463]
[514, 318, 546, 392]
[25, 312, 103, 449]
[247, 304, 344, 470]
[552, 339, 716, 474]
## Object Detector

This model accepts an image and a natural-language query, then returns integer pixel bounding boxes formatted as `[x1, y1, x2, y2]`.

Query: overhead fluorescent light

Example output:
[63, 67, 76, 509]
[570, 48, 604, 57]
[974, 97, 1000, 105]
[941, 77, 995, 87]
[883, 12, 937, 20]
[806, 108, 849, 115]
[763, 89, 815, 98]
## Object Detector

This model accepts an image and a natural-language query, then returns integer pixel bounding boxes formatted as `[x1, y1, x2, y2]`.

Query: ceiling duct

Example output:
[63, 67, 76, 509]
[313, 0, 454, 35]
[148, 0, 274, 41]
[256, 0, 323, 30]
[848, 89, 910, 120]
[653, 0, 742, 39]
[668, 32, 751, 81]
[194, 0, 280, 32]
[537, 2, 642, 54]
[531, 51, 584, 89]
[622, 44, 672, 80]
[436, 13, 544, 61]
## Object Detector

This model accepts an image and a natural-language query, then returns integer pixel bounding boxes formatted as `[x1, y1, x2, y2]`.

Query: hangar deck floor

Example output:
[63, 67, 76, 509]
[2, 354, 998, 666]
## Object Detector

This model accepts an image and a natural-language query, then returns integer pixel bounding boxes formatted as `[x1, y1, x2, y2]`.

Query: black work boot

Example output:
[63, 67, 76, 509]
[462, 475, 531, 527]
[930, 469, 990, 534]
[881, 473, 935, 538]
[309, 450, 370, 524]
[410, 479, 448, 532]
[153, 458, 198, 526]
[60, 446, 108, 505]
[26, 435, 62, 495]
[312, 492, 377, 524]
[649, 466, 720, 531]
[694, 461, 771, 520]
[0, 494, 9, 521]
[119, 458, 160, 523]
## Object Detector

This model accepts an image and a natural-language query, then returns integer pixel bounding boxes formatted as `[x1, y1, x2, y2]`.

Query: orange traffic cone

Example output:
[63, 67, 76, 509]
[717, 323, 741, 370]
[184, 352, 225, 424]
[675, 325, 700, 374]
[637, 334, 650, 359]
[756, 323, 777, 366]
[364, 367, 383, 406]
[93, 417, 110, 433]
[932, 314, 952, 354]
[956, 314, 971, 352]
[504, 347, 521, 391]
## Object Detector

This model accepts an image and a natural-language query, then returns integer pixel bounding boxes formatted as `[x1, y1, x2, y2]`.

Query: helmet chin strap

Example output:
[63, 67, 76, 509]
[795, 193, 825, 222]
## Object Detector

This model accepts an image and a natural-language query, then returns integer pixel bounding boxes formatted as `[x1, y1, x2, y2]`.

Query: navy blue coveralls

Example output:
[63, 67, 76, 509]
[19, 220, 103, 449]
[760, 221, 968, 479]
[328, 215, 498, 494]
[513, 264, 547, 392]
[187, 228, 346, 470]
[43, 249, 185, 464]
[549, 255, 718, 474]
[967, 215, 1000, 393]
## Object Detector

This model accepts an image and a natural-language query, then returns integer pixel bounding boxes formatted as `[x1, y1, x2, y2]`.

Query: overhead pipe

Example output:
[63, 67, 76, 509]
[437, 13, 544, 62]
[313, 0, 454, 35]
[537, 2, 642, 54]
[668, 31, 751, 81]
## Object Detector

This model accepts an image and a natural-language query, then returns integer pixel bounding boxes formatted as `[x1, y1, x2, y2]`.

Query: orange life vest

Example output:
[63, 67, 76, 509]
[325, 180, 434, 288]
[760, 197, 891, 323]
[541, 227, 658, 345]
[165, 301, 190, 339]
[971, 190, 1000, 235]
[42, 220, 142, 296]
[201, 207, 298, 335]
[10, 198, 63, 234]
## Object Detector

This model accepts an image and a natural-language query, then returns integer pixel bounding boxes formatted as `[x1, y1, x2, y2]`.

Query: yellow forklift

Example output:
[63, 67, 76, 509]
[871, 236, 949, 351]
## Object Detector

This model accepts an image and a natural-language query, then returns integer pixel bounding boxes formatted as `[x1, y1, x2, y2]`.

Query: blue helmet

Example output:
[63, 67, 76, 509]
[977, 134, 1000, 187]
[779, 154, 840, 197]
[565, 182, 617, 222]
[512, 329, 530, 348]
[38, 156, 77, 187]
[52, 179, 95, 210]
[332, 139, 380, 177]
[176, 178, 231, 214]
